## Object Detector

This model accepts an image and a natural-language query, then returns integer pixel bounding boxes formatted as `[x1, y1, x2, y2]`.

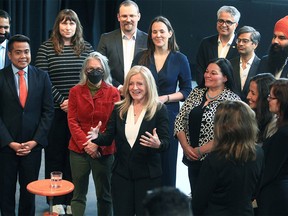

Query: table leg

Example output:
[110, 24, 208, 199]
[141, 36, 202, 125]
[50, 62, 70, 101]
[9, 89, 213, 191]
[43, 196, 58, 216]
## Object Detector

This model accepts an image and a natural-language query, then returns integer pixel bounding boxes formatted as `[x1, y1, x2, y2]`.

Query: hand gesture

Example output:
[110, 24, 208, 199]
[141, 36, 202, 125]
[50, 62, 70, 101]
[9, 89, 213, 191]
[140, 128, 161, 149]
[87, 121, 102, 141]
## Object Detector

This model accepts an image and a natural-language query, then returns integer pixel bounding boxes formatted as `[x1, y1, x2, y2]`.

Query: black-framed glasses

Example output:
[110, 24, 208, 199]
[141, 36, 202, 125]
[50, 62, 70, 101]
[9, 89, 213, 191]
[236, 38, 252, 44]
[267, 94, 277, 101]
[217, 19, 236, 26]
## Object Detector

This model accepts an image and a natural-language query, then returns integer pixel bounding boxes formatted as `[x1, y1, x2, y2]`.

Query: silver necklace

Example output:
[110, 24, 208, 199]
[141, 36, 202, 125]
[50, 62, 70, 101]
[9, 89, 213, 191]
[206, 91, 220, 100]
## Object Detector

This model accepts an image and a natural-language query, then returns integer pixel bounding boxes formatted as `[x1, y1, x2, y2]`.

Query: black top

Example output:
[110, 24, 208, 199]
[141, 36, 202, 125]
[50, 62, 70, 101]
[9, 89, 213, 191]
[192, 145, 264, 216]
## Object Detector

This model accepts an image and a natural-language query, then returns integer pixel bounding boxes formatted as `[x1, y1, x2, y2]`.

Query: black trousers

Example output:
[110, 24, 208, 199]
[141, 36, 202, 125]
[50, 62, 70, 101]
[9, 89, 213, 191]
[0, 148, 41, 216]
[45, 109, 72, 205]
[111, 173, 161, 216]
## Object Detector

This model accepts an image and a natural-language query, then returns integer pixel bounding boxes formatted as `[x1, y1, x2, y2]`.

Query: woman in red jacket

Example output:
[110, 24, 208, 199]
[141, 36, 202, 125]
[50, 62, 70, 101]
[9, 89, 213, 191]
[68, 51, 120, 216]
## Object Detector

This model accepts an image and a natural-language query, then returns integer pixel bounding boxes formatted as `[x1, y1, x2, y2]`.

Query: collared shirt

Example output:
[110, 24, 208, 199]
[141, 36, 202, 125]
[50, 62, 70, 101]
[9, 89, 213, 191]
[239, 53, 255, 90]
[122, 30, 136, 79]
[12, 64, 28, 96]
[0, 39, 7, 69]
[218, 34, 235, 58]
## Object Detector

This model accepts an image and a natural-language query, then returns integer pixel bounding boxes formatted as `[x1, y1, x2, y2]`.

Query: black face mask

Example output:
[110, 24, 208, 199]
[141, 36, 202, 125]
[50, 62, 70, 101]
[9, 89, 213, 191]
[87, 69, 103, 84]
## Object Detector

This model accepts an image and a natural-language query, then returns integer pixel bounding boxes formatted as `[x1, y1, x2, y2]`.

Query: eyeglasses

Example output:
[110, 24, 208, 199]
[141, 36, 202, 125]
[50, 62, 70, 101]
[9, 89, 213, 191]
[217, 19, 236, 26]
[267, 95, 277, 101]
[236, 38, 252, 44]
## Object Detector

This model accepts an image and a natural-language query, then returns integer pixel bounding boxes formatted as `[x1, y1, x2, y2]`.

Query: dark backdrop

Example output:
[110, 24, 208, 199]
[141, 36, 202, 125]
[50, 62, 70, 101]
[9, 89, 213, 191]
[1, 0, 288, 79]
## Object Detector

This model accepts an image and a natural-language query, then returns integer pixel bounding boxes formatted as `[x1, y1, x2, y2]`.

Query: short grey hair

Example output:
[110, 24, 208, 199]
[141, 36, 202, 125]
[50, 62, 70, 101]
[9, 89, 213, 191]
[237, 26, 261, 45]
[79, 51, 112, 85]
[217, 6, 241, 23]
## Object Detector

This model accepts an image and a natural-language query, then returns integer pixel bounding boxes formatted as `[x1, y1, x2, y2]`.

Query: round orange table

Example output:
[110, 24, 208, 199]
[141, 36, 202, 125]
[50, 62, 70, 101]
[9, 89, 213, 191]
[27, 179, 74, 216]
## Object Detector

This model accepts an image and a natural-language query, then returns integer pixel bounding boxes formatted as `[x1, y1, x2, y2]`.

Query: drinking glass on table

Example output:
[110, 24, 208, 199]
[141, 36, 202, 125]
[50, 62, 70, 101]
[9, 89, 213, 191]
[50, 171, 62, 188]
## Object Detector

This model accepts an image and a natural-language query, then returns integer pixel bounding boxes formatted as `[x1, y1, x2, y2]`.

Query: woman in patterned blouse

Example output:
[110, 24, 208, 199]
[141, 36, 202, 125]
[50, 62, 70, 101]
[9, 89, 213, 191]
[174, 58, 240, 196]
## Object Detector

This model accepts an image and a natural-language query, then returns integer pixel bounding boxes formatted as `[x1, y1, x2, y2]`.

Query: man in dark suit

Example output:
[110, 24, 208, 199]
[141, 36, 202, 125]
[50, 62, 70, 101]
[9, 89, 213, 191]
[230, 26, 261, 102]
[196, 5, 241, 85]
[0, 34, 54, 216]
[258, 16, 288, 79]
[97, 0, 147, 95]
[0, 9, 11, 69]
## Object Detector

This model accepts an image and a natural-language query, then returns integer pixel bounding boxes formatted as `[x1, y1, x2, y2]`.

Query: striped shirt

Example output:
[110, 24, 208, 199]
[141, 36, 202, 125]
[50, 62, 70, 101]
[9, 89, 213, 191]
[35, 40, 93, 108]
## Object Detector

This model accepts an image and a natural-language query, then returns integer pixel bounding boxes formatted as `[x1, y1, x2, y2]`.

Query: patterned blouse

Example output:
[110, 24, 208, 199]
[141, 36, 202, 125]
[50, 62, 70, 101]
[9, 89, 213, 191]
[174, 87, 241, 160]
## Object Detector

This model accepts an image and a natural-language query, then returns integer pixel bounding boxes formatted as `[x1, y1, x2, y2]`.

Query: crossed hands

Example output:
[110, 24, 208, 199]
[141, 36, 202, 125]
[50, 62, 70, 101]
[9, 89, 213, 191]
[83, 140, 101, 159]
[9, 141, 37, 156]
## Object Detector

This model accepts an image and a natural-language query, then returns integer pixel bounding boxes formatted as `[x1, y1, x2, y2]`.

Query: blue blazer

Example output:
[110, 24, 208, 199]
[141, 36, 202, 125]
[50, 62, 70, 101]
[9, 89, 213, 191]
[93, 103, 170, 180]
[0, 64, 54, 151]
[97, 29, 148, 87]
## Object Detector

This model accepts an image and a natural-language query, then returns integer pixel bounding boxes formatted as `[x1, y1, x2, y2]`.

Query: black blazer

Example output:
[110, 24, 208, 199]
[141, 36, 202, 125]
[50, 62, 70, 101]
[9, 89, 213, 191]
[230, 55, 260, 102]
[258, 55, 288, 78]
[93, 104, 169, 180]
[0, 65, 54, 151]
[196, 34, 238, 85]
[1, 40, 11, 69]
[97, 29, 148, 87]
[192, 146, 264, 216]
[257, 125, 288, 215]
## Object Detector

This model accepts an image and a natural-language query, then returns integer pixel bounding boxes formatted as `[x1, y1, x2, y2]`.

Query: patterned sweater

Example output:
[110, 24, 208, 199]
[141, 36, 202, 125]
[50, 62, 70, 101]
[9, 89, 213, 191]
[174, 87, 241, 160]
[35, 40, 93, 108]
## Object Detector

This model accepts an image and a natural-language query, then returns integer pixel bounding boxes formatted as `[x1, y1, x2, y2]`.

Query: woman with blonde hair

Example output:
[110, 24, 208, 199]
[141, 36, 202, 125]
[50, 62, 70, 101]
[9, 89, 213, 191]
[35, 9, 93, 214]
[192, 100, 264, 216]
[87, 65, 170, 216]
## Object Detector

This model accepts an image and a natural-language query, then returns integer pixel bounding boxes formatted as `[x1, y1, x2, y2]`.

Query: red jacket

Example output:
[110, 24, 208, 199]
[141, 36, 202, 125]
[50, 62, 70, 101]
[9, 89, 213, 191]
[68, 81, 120, 155]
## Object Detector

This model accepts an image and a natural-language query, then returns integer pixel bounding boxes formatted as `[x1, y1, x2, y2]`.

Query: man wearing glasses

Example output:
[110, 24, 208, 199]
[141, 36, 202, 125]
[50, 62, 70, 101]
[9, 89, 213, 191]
[0, 10, 11, 70]
[258, 16, 288, 79]
[195, 5, 241, 85]
[230, 26, 261, 102]
[97, 0, 147, 96]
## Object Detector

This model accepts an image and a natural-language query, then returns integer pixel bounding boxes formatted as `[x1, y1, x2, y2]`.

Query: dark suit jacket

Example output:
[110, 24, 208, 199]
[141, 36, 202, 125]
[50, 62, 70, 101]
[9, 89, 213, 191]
[0, 40, 11, 69]
[0, 64, 54, 151]
[97, 29, 147, 87]
[192, 146, 264, 216]
[230, 55, 260, 101]
[93, 103, 169, 180]
[196, 34, 238, 85]
[257, 125, 288, 215]
[258, 55, 288, 78]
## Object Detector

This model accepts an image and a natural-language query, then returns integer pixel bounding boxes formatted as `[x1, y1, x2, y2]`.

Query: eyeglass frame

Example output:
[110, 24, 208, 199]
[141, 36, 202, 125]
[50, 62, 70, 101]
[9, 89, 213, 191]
[267, 94, 277, 101]
[235, 38, 253, 44]
[217, 19, 236, 26]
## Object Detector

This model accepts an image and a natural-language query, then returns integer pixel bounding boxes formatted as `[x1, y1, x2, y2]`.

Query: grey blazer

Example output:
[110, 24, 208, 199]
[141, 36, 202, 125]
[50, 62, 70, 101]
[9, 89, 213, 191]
[97, 29, 147, 87]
